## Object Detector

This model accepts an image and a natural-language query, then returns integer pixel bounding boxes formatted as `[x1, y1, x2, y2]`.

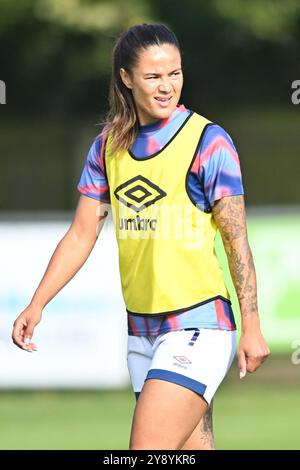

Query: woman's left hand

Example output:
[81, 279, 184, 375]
[238, 324, 270, 378]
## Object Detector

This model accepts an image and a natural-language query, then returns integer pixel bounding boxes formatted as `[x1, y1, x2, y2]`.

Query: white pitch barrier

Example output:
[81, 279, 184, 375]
[0, 211, 129, 389]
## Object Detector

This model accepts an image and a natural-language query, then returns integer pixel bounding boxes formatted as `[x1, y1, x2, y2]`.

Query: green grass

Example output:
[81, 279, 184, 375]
[214, 385, 300, 449]
[0, 363, 299, 450]
[0, 390, 135, 450]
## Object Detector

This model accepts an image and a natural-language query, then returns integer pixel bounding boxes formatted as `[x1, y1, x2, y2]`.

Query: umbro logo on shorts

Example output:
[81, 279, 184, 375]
[173, 356, 192, 365]
[114, 175, 167, 213]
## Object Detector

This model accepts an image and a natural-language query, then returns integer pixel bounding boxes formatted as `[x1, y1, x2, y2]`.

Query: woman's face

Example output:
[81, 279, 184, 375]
[120, 44, 183, 126]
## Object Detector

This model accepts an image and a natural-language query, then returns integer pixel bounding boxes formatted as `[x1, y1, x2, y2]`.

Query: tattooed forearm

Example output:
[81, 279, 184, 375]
[213, 196, 258, 318]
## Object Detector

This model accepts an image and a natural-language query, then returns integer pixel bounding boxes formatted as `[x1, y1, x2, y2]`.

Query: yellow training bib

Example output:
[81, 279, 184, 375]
[105, 112, 230, 315]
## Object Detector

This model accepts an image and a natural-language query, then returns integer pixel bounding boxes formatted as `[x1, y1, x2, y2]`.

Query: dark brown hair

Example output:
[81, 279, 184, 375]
[103, 23, 181, 155]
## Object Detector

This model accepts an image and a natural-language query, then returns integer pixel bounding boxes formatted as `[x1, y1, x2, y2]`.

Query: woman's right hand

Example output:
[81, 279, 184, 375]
[12, 305, 41, 352]
[11, 195, 107, 353]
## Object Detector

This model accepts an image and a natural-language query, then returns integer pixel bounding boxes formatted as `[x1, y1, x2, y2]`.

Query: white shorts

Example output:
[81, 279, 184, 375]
[127, 328, 236, 405]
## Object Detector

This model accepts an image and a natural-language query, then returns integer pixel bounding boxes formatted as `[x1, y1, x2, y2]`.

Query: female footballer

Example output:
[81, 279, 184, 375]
[12, 23, 270, 450]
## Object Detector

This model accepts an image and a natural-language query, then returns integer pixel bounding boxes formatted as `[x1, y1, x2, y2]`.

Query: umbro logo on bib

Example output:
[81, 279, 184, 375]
[114, 175, 167, 213]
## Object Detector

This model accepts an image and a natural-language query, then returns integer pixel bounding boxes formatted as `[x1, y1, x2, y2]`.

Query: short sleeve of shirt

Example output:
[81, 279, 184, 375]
[77, 131, 110, 203]
[199, 124, 244, 210]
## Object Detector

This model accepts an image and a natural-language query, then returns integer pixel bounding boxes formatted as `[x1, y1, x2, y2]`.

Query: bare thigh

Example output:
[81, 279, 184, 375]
[129, 379, 207, 450]
[181, 402, 215, 450]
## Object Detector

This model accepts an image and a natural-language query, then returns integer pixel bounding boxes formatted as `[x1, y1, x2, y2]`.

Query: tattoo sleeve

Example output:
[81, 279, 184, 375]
[212, 195, 259, 319]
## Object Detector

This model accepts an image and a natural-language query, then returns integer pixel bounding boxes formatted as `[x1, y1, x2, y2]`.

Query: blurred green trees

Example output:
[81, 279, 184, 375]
[0, 0, 152, 115]
[0, 0, 299, 115]
[0, 0, 299, 210]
